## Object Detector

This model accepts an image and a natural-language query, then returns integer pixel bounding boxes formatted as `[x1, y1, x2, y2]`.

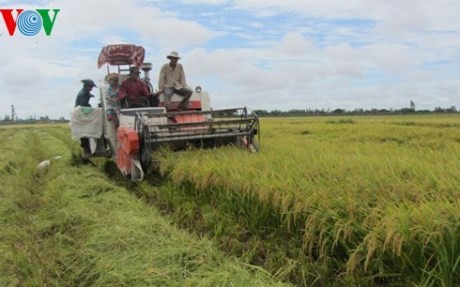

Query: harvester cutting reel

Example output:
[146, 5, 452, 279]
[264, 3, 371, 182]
[134, 108, 260, 171]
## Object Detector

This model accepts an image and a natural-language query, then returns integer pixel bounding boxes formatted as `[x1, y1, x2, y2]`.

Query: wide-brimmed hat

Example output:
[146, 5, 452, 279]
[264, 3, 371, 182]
[167, 51, 181, 59]
[107, 73, 119, 81]
[81, 79, 97, 87]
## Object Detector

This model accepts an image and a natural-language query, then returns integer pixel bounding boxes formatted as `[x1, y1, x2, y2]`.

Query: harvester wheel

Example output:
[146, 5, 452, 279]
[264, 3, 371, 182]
[140, 147, 151, 171]
[139, 126, 151, 172]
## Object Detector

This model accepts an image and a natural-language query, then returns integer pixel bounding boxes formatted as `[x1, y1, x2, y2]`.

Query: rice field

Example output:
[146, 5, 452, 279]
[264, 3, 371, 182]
[1, 114, 459, 286]
[152, 114, 460, 286]
[0, 124, 289, 287]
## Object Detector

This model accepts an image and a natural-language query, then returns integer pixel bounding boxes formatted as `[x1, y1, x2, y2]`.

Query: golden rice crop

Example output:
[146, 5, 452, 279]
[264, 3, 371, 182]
[156, 114, 460, 286]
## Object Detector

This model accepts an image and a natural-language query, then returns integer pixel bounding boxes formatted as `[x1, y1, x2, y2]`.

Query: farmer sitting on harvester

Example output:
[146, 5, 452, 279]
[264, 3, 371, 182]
[105, 73, 120, 127]
[118, 66, 158, 108]
[158, 51, 193, 111]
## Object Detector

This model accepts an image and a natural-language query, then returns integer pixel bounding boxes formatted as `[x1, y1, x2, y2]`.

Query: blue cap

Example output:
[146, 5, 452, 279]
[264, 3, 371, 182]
[81, 79, 97, 87]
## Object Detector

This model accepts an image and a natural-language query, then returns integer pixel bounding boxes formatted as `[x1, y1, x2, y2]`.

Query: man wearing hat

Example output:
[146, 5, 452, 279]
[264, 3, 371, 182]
[105, 73, 121, 127]
[75, 79, 97, 107]
[105, 73, 120, 110]
[74, 78, 97, 157]
[158, 51, 193, 110]
[118, 66, 155, 108]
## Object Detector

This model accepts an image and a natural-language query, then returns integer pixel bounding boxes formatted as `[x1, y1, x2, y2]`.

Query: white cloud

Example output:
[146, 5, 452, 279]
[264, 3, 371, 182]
[1, 0, 459, 119]
[177, 0, 229, 4]
[275, 32, 316, 56]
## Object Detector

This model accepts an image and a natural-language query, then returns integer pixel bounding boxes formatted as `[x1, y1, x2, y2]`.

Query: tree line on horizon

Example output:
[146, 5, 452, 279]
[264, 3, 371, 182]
[0, 105, 458, 125]
[254, 105, 458, 116]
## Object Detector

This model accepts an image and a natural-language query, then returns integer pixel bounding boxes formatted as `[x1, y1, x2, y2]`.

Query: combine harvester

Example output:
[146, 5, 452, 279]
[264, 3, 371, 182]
[71, 44, 259, 181]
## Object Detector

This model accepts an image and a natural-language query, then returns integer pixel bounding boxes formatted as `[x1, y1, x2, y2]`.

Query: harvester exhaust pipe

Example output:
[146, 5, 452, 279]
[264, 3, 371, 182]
[141, 63, 152, 80]
[141, 62, 153, 93]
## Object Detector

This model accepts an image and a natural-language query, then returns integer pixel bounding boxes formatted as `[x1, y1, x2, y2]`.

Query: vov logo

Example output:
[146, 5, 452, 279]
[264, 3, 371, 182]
[0, 9, 60, 36]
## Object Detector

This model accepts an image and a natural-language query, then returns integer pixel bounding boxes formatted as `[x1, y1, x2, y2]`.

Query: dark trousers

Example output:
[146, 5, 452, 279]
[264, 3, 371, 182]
[164, 87, 193, 109]
[80, 138, 90, 150]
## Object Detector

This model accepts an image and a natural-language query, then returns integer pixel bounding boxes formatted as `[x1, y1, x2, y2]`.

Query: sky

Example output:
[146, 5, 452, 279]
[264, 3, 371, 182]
[1, 0, 459, 119]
